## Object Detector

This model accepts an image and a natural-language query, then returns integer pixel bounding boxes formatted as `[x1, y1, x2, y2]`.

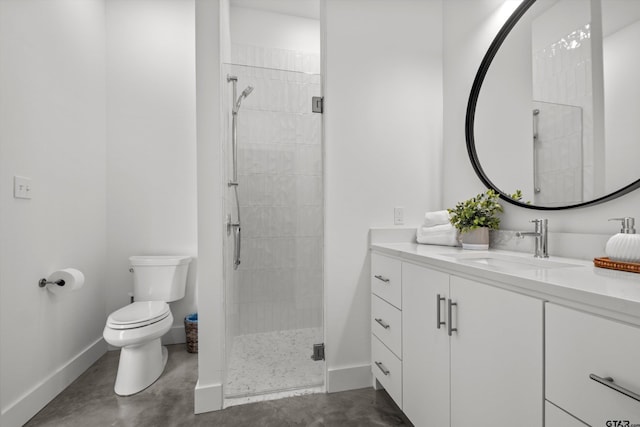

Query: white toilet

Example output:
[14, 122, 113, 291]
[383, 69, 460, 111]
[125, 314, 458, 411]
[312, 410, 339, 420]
[103, 255, 191, 396]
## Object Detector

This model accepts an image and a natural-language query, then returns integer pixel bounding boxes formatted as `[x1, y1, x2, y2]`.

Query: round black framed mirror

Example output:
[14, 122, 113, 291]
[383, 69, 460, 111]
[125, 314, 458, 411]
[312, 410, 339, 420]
[466, 0, 640, 210]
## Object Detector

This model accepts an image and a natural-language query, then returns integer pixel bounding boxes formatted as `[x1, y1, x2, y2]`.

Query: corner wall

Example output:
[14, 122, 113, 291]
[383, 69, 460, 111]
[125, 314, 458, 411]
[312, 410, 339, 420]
[323, 0, 444, 391]
[0, 1, 107, 425]
[194, 0, 226, 413]
[105, 0, 198, 341]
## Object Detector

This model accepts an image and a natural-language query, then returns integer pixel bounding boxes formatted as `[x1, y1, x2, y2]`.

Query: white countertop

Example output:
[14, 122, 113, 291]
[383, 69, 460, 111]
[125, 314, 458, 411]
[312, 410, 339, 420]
[371, 242, 640, 324]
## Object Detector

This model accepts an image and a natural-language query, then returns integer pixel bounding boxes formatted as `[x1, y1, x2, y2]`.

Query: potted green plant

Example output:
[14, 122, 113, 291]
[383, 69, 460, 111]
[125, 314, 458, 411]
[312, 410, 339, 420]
[447, 189, 522, 249]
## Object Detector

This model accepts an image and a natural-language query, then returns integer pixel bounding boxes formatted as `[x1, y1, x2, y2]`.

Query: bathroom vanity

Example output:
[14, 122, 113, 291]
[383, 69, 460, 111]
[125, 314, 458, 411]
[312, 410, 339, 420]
[370, 242, 640, 427]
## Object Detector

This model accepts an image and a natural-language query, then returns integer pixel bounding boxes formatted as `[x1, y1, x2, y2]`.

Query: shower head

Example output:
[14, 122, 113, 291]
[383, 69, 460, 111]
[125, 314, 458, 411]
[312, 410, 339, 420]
[233, 85, 254, 113]
[242, 85, 254, 97]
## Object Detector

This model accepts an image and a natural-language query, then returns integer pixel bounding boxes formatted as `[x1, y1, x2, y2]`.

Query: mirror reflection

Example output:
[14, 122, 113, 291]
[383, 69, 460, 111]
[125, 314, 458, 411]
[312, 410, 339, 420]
[474, 0, 640, 208]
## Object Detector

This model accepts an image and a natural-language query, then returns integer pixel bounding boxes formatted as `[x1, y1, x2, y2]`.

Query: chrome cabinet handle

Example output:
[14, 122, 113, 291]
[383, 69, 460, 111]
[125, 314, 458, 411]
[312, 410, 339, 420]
[375, 361, 390, 376]
[374, 275, 390, 283]
[447, 299, 457, 336]
[375, 318, 390, 329]
[589, 374, 640, 402]
[436, 294, 446, 329]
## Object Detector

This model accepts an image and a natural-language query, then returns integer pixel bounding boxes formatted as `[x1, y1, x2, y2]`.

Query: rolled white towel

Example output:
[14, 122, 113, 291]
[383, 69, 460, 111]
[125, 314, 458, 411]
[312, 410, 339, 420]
[423, 210, 451, 227]
[416, 223, 459, 247]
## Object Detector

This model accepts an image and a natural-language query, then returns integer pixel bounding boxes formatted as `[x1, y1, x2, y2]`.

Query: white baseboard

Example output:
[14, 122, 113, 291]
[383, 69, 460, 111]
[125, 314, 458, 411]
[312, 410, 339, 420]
[194, 381, 223, 414]
[326, 364, 372, 393]
[1, 337, 107, 427]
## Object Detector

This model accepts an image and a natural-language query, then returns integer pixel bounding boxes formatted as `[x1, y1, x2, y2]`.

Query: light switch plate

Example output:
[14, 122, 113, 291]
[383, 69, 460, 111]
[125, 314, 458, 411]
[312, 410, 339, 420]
[14, 176, 32, 199]
[394, 207, 404, 225]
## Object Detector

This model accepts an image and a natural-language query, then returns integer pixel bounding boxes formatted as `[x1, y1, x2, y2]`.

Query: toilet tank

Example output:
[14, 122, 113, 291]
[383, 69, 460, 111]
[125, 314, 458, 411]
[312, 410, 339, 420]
[129, 256, 191, 302]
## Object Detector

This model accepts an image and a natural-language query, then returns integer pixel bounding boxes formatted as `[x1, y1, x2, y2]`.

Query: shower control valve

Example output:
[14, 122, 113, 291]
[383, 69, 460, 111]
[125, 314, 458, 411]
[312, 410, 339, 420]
[226, 215, 240, 235]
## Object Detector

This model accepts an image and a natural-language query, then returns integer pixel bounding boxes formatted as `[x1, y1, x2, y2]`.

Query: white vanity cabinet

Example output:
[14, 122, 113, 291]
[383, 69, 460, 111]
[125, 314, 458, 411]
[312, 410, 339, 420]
[545, 402, 588, 427]
[372, 251, 544, 427]
[371, 241, 640, 427]
[370, 253, 403, 408]
[402, 262, 543, 427]
[546, 303, 640, 426]
[449, 275, 543, 427]
[402, 262, 450, 426]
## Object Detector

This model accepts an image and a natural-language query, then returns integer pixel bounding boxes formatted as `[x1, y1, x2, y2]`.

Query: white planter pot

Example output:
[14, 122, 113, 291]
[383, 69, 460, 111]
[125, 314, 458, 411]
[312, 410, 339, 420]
[461, 227, 489, 250]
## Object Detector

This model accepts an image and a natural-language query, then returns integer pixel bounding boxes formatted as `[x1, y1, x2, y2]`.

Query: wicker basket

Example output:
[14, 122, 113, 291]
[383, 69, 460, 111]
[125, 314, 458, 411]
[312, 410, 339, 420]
[184, 313, 198, 353]
[593, 257, 640, 274]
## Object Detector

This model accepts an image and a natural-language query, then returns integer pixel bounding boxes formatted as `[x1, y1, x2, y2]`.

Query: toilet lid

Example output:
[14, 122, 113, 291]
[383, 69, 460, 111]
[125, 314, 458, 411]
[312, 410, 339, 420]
[107, 301, 170, 330]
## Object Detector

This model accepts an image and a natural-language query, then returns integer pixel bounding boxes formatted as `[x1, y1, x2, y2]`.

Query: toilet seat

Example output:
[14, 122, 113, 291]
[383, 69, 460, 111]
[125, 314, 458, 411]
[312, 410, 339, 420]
[107, 301, 170, 330]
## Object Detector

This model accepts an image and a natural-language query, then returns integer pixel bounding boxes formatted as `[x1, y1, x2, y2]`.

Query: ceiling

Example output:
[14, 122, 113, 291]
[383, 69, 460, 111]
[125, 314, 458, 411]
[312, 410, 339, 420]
[230, 0, 320, 20]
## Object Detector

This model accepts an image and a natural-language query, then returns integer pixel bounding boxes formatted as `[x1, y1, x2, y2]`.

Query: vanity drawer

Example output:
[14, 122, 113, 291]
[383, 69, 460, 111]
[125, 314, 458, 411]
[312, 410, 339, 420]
[545, 401, 587, 427]
[371, 294, 402, 358]
[371, 253, 401, 308]
[546, 304, 640, 425]
[372, 334, 402, 408]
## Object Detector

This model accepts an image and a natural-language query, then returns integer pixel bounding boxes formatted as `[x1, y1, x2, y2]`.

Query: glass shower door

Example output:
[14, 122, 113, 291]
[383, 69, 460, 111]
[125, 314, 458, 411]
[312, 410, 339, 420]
[223, 45, 323, 401]
[532, 101, 583, 207]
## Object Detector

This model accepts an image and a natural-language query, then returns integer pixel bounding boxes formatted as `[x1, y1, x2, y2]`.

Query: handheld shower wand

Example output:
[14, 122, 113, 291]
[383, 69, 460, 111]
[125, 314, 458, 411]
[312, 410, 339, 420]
[234, 85, 254, 113]
[227, 76, 254, 183]
[226, 75, 254, 270]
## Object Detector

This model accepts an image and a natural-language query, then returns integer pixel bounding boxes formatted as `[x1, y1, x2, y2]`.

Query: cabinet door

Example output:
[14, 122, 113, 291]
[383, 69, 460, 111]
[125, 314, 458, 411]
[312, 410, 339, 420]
[545, 401, 588, 427]
[450, 276, 543, 427]
[546, 304, 640, 426]
[402, 262, 450, 427]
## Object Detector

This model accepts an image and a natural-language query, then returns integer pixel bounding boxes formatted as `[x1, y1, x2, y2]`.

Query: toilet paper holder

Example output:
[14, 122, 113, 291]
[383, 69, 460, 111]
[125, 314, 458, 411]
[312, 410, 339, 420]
[38, 278, 65, 288]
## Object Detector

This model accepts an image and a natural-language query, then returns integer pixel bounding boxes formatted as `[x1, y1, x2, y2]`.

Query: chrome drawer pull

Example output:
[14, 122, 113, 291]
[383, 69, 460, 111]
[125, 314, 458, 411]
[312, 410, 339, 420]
[589, 374, 640, 402]
[375, 361, 390, 376]
[436, 294, 446, 329]
[375, 318, 390, 329]
[447, 299, 457, 336]
[374, 275, 390, 283]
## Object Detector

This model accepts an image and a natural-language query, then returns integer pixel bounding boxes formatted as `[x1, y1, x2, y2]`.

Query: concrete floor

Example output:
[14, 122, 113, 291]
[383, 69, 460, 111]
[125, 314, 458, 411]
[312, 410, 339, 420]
[25, 345, 410, 427]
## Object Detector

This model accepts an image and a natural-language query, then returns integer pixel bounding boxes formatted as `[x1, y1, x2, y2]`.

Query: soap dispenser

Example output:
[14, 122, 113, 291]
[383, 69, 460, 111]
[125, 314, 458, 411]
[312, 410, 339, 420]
[606, 217, 640, 263]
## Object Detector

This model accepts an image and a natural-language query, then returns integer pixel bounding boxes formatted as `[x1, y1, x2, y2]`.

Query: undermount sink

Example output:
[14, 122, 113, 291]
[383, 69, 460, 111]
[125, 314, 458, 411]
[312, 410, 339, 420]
[440, 252, 579, 271]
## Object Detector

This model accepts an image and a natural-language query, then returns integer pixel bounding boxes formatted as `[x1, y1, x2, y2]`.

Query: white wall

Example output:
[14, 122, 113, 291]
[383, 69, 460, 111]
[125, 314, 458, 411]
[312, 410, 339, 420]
[443, 0, 640, 244]
[443, 0, 518, 213]
[474, 5, 533, 199]
[604, 20, 640, 193]
[105, 0, 198, 341]
[323, 0, 443, 391]
[230, 6, 320, 55]
[0, 1, 107, 426]
[194, 0, 226, 413]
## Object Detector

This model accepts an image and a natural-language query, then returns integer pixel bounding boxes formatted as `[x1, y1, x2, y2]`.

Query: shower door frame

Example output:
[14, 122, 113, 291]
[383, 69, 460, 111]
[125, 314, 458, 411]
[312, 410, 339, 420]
[221, 60, 326, 402]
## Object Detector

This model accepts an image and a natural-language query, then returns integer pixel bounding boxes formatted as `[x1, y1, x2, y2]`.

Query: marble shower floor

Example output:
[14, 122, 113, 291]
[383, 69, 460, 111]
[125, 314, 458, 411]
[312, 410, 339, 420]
[25, 344, 409, 427]
[225, 327, 324, 399]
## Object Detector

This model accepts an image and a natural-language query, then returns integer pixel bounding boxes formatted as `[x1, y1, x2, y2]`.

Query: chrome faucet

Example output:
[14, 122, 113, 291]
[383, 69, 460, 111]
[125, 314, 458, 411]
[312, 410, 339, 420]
[516, 219, 548, 258]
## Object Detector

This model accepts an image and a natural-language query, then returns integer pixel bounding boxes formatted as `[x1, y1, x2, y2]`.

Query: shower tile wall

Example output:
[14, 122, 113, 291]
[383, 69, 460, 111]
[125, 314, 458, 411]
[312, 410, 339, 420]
[227, 44, 322, 336]
[532, 101, 583, 206]
[532, 23, 593, 202]
[231, 43, 320, 75]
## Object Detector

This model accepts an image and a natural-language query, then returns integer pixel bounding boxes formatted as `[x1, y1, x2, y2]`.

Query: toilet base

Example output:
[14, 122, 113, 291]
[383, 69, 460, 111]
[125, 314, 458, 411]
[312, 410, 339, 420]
[114, 339, 168, 396]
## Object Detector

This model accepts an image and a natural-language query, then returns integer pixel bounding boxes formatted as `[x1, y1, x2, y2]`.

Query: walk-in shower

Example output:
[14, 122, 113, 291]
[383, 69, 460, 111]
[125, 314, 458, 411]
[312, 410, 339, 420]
[222, 40, 324, 405]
